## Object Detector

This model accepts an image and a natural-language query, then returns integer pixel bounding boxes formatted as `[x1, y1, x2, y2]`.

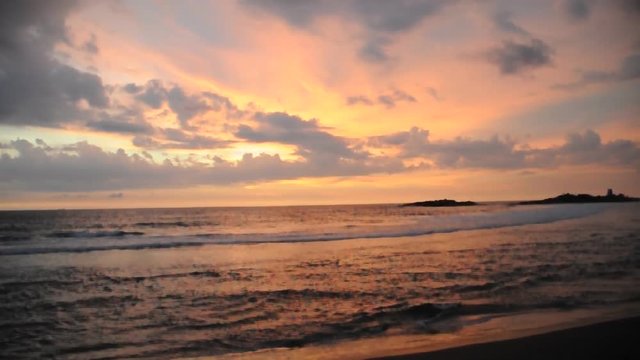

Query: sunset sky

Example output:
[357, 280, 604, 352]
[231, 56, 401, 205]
[1, 0, 639, 209]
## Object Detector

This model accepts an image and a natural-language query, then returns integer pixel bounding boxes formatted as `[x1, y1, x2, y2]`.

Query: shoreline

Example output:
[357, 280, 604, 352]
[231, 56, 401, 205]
[372, 315, 640, 360]
[199, 303, 640, 360]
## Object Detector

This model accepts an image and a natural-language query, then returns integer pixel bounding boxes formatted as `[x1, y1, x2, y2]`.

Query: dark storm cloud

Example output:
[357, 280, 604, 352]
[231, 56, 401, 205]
[485, 38, 554, 75]
[242, 0, 452, 63]
[346, 90, 417, 108]
[0, 0, 110, 126]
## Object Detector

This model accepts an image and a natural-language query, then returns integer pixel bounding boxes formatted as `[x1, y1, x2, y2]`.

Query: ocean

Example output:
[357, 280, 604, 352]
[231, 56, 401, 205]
[1, 202, 639, 359]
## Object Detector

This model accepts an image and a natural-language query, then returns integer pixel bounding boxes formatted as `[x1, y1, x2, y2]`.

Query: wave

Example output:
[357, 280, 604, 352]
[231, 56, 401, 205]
[189, 203, 606, 244]
[0, 204, 607, 256]
[0, 241, 205, 255]
[46, 230, 144, 238]
[134, 221, 191, 228]
[224, 298, 605, 351]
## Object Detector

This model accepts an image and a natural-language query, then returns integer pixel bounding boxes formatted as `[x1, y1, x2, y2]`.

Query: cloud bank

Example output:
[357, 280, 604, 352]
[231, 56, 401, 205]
[2, 129, 638, 192]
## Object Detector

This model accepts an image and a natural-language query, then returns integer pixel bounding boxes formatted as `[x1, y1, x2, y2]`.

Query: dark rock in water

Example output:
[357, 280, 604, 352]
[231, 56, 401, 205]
[519, 191, 639, 205]
[402, 199, 478, 207]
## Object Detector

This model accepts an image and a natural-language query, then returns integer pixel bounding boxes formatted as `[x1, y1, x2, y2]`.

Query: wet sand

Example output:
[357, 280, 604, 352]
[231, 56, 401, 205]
[373, 316, 640, 360]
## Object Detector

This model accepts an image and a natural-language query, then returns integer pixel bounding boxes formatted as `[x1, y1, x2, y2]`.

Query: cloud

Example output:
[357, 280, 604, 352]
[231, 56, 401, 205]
[555, 129, 640, 167]
[616, 0, 640, 14]
[132, 128, 230, 150]
[241, 0, 330, 28]
[123, 83, 143, 94]
[358, 36, 392, 63]
[351, 0, 449, 33]
[1, 129, 638, 192]
[346, 90, 417, 108]
[167, 86, 211, 128]
[563, 0, 593, 21]
[561, 0, 640, 22]
[135, 80, 167, 109]
[561, 0, 639, 22]
[370, 127, 523, 168]
[492, 11, 530, 36]
[235, 112, 360, 161]
[553, 52, 640, 89]
[243, 0, 448, 32]
[346, 95, 374, 106]
[243, 0, 452, 63]
[202, 91, 243, 117]
[0, 137, 402, 192]
[0, 0, 110, 127]
[108, 192, 123, 199]
[0, 139, 172, 192]
[82, 33, 99, 54]
[126, 81, 245, 127]
[378, 90, 416, 108]
[368, 126, 431, 157]
[425, 87, 442, 101]
[485, 38, 554, 75]
[368, 128, 640, 169]
[86, 119, 153, 134]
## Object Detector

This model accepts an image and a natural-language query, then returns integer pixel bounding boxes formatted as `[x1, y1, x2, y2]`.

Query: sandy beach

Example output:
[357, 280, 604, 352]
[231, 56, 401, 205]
[374, 316, 640, 360]
[204, 301, 640, 360]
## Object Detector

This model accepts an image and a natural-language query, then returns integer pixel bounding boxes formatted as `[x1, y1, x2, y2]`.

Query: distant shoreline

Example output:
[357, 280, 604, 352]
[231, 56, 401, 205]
[518, 192, 639, 205]
[401, 199, 478, 207]
[402, 191, 639, 208]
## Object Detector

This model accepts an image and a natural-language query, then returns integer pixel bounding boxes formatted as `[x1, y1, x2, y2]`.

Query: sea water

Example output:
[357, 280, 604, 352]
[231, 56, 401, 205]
[1, 202, 639, 358]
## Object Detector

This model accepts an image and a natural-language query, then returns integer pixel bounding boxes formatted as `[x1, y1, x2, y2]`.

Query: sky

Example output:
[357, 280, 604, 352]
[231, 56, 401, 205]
[0, 0, 639, 209]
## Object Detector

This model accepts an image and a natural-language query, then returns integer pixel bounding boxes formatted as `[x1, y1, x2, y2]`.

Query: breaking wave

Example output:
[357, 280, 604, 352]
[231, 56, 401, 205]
[0, 203, 608, 256]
